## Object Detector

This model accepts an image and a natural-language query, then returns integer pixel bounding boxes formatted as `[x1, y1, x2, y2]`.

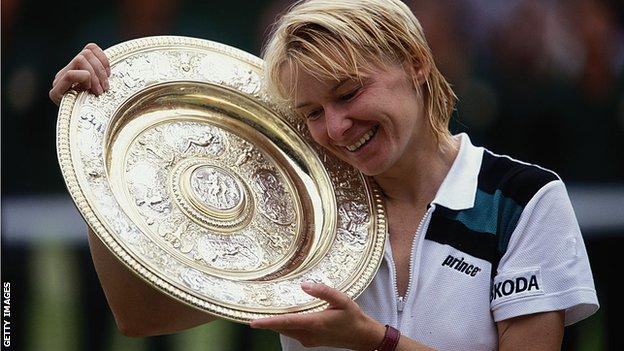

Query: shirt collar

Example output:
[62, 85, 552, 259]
[431, 133, 483, 210]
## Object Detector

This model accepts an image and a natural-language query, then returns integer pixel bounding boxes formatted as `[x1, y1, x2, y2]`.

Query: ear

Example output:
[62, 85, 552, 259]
[408, 60, 430, 87]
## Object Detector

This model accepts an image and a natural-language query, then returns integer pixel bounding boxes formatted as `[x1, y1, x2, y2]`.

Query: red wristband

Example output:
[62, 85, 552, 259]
[375, 325, 400, 351]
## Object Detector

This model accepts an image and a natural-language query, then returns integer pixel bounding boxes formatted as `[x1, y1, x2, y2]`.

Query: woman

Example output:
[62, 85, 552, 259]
[49, 0, 598, 350]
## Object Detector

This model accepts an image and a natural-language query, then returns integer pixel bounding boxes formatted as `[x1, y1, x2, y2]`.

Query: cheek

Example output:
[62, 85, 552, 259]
[306, 121, 329, 147]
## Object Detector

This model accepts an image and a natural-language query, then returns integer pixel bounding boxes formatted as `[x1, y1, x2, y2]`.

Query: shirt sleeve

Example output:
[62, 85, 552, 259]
[490, 180, 599, 325]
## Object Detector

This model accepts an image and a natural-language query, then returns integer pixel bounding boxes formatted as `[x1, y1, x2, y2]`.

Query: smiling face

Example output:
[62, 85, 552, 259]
[283, 62, 432, 176]
[263, 0, 458, 175]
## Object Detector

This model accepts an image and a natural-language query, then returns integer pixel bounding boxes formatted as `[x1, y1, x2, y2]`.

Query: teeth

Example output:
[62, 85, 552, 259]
[346, 127, 377, 152]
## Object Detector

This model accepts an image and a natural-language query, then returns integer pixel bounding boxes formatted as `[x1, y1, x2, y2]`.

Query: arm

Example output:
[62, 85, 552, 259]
[497, 311, 564, 351]
[87, 227, 216, 337]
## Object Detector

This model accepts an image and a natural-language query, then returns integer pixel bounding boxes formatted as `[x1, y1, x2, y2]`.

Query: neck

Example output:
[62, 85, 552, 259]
[373, 133, 460, 207]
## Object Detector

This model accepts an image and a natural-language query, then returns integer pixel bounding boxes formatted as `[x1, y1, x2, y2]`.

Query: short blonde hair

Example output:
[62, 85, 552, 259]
[262, 0, 457, 146]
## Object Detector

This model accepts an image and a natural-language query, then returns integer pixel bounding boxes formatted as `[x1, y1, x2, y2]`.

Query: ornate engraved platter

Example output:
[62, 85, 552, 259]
[56, 36, 386, 323]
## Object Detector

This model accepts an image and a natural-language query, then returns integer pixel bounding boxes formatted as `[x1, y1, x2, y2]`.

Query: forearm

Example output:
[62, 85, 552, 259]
[497, 311, 564, 351]
[394, 335, 436, 351]
[87, 227, 216, 336]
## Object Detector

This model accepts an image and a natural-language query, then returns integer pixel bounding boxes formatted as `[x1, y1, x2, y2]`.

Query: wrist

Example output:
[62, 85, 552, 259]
[374, 325, 401, 351]
[355, 318, 386, 351]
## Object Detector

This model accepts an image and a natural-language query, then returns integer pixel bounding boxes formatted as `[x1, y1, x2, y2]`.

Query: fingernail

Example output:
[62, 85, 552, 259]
[104, 80, 110, 90]
[107, 67, 111, 76]
[301, 282, 314, 291]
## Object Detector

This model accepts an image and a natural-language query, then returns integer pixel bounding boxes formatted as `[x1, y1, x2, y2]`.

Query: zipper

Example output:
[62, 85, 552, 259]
[393, 205, 434, 313]
[397, 296, 406, 312]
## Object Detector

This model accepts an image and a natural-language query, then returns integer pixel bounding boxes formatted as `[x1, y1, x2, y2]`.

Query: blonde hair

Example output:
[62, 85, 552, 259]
[262, 0, 457, 146]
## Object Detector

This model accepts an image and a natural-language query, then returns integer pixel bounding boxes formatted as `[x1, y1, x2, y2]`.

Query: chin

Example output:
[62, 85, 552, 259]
[352, 160, 389, 177]
[359, 169, 380, 176]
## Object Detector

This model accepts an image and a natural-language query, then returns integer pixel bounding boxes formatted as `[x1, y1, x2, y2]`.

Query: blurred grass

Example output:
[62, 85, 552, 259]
[577, 305, 606, 351]
[171, 320, 237, 351]
[26, 243, 81, 351]
[110, 332, 147, 351]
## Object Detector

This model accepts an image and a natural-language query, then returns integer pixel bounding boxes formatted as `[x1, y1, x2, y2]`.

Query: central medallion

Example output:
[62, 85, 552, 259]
[171, 159, 254, 232]
[190, 165, 244, 215]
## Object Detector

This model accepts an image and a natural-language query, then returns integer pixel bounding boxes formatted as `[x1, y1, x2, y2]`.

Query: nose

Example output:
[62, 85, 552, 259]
[324, 105, 353, 141]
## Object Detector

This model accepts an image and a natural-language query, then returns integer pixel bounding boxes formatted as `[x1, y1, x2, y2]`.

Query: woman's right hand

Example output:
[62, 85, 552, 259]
[49, 43, 111, 106]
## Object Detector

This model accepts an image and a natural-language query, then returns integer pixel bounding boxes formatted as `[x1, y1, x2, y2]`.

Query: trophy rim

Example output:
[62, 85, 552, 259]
[56, 35, 387, 323]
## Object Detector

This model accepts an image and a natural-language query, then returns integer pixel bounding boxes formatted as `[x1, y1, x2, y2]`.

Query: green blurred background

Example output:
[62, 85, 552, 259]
[2, 0, 623, 350]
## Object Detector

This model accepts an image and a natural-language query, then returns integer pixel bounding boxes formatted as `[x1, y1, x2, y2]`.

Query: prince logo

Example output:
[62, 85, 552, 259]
[441, 254, 481, 277]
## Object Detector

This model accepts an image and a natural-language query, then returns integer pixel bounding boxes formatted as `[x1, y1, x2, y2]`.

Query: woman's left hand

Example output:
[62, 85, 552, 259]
[250, 282, 385, 350]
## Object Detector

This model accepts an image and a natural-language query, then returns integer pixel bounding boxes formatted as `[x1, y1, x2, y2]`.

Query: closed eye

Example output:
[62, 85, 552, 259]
[339, 86, 362, 101]
[304, 108, 323, 120]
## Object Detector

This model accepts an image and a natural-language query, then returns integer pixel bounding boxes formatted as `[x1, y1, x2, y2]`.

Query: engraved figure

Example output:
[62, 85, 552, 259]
[337, 201, 369, 247]
[178, 52, 192, 72]
[190, 166, 242, 211]
[145, 146, 176, 168]
[259, 228, 290, 253]
[127, 161, 171, 215]
[157, 214, 191, 249]
[235, 145, 255, 166]
[196, 235, 261, 269]
[338, 201, 368, 232]
[180, 268, 211, 291]
[230, 66, 261, 95]
[248, 285, 276, 307]
[165, 123, 224, 156]
[184, 133, 216, 153]
[252, 169, 295, 225]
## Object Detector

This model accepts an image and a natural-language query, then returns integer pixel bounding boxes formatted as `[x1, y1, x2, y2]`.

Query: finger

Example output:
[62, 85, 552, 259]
[75, 51, 104, 94]
[82, 48, 109, 91]
[56, 52, 103, 95]
[54, 51, 85, 85]
[301, 283, 350, 307]
[84, 43, 111, 76]
[54, 43, 110, 83]
[54, 63, 68, 83]
[251, 313, 315, 330]
[49, 70, 91, 105]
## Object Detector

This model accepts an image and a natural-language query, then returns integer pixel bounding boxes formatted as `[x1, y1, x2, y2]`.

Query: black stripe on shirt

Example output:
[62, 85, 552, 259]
[426, 208, 498, 265]
[478, 150, 559, 207]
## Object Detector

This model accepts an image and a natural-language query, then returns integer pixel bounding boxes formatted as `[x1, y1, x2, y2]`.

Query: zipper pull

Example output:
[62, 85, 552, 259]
[397, 296, 405, 312]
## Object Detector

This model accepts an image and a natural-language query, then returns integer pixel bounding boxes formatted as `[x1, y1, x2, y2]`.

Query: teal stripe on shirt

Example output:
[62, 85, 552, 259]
[443, 189, 524, 253]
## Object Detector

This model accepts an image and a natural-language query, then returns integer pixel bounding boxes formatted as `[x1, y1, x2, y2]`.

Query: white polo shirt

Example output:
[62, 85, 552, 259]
[280, 133, 599, 351]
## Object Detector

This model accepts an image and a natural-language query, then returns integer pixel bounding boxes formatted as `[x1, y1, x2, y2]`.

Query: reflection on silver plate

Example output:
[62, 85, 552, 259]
[56, 36, 387, 323]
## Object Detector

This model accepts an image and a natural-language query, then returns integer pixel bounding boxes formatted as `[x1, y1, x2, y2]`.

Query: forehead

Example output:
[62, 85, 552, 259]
[280, 55, 398, 99]
[278, 62, 351, 104]
[277, 57, 411, 107]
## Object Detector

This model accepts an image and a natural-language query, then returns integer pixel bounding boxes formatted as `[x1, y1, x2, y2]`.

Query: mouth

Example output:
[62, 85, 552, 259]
[345, 125, 379, 152]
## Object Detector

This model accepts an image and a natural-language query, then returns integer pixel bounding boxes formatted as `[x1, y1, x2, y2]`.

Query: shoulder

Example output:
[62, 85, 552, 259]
[478, 148, 561, 207]
[473, 149, 567, 262]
